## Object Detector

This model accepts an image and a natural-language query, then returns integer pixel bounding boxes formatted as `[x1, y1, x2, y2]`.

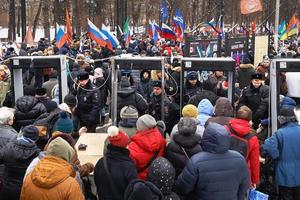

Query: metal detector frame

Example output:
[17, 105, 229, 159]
[270, 59, 300, 134]
[112, 56, 165, 126]
[180, 57, 236, 109]
[9, 55, 69, 104]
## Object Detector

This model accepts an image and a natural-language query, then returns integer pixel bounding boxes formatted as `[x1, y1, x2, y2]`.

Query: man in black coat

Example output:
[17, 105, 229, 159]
[175, 123, 249, 200]
[238, 73, 269, 129]
[0, 125, 40, 200]
[75, 70, 102, 132]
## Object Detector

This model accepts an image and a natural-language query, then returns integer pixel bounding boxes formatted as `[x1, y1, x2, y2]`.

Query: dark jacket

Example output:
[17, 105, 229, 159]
[175, 123, 249, 200]
[117, 86, 148, 123]
[237, 64, 256, 90]
[0, 139, 40, 200]
[137, 70, 152, 102]
[36, 96, 57, 113]
[166, 133, 202, 177]
[124, 179, 163, 200]
[76, 80, 101, 123]
[14, 95, 47, 131]
[188, 89, 219, 107]
[94, 144, 138, 200]
[184, 80, 202, 99]
[93, 76, 109, 108]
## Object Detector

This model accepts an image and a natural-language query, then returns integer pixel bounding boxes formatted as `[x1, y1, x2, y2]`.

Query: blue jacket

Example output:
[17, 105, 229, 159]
[262, 122, 300, 187]
[175, 123, 249, 200]
[197, 99, 214, 126]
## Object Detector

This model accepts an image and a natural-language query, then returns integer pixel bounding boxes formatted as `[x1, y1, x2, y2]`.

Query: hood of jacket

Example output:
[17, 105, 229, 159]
[239, 63, 254, 69]
[10, 139, 40, 160]
[281, 96, 296, 109]
[228, 118, 251, 137]
[197, 99, 214, 126]
[31, 156, 74, 189]
[214, 97, 233, 117]
[202, 123, 230, 154]
[118, 87, 136, 98]
[16, 95, 39, 113]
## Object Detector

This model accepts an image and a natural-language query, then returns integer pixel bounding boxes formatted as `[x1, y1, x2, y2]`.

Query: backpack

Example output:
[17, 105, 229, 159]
[226, 126, 255, 159]
[33, 111, 60, 141]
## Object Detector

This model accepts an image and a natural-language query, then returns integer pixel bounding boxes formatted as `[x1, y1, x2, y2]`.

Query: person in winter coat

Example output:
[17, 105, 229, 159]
[166, 118, 202, 177]
[0, 65, 11, 107]
[237, 58, 256, 90]
[188, 83, 219, 107]
[205, 97, 233, 127]
[227, 106, 260, 187]
[148, 157, 180, 200]
[13, 87, 47, 132]
[175, 123, 249, 200]
[197, 98, 214, 127]
[42, 70, 58, 98]
[262, 106, 300, 200]
[20, 137, 84, 200]
[129, 114, 166, 180]
[124, 179, 163, 200]
[35, 87, 58, 113]
[75, 70, 102, 132]
[0, 125, 41, 200]
[117, 76, 148, 123]
[238, 72, 269, 129]
[184, 71, 202, 99]
[137, 70, 152, 102]
[94, 126, 137, 200]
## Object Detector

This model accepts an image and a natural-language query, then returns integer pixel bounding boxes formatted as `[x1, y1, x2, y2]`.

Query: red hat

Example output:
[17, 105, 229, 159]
[107, 126, 130, 148]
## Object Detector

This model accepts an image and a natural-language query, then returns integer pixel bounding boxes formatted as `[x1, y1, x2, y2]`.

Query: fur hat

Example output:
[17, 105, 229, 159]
[152, 80, 162, 88]
[251, 73, 263, 80]
[107, 126, 130, 148]
[77, 70, 89, 80]
[182, 104, 198, 118]
[136, 114, 157, 131]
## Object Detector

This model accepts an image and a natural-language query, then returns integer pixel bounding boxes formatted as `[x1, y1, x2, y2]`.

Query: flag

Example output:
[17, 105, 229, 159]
[87, 19, 108, 48]
[250, 17, 257, 34]
[56, 24, 68, 49]
[161, 0, 168, 23]
[101, 24, 120, 50]
[161, 23, 177, 40]
[287, 15, 299, 37]
[123, 17, 131, 46]
[65, 8, 72, 44]
[240, 0, 263, 15]
[201, 18, 216, 32]
[172, 9, 185, 41]
[149, 20, 160, 44]
[24, 26, 34, 46]
[279, 20, 288, 41]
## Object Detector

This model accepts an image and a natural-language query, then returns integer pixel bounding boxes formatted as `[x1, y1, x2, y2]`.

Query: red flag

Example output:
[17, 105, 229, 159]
[65, 8, 72, 44]
[240, 0, 263, 15]
[24, 26, 35, 46]
[251, 17, 257, 34]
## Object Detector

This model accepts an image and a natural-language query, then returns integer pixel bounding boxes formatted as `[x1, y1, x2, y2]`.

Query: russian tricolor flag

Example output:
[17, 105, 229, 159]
[87, 19, 108, 48]
[161, 23, 177, 40]
[56, 23, 68, 49]
[101, 24, 120, 50]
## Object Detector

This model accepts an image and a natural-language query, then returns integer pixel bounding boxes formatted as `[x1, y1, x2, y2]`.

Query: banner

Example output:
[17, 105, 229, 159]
[254, 35, 269, 67]
[240, 0, 263, 15]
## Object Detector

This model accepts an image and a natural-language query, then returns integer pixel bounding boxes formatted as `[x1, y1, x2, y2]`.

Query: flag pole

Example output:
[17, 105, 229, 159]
[274, 0, 280, 53]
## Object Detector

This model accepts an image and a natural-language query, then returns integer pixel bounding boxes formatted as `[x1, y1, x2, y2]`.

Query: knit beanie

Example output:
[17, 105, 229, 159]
[64, 94, 77, 108]
[107, 126, 130, 148]
[177, 117, 197, 136]
[120, 106, 139, 119]
[54, 112, 74, 133]
[23, 125, 39, 142]
[46, 137, 75, 163]
[136, 114, 157, 131]
[182, 104, 198, 118]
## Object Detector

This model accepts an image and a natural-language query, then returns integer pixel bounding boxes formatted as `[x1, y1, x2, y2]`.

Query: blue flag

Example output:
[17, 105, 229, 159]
[161, 0, 168, 23]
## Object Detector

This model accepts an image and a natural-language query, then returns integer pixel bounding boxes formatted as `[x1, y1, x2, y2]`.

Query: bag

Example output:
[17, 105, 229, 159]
[33, 111, 60, 140]
[226, 126, 255, 159]
[248, 189, 269, 200]
[82, 177, 97, 200]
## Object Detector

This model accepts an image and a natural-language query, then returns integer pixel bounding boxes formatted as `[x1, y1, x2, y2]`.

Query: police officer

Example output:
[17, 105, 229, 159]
[238, 73, 269, 129]
[75, 70, 102, 132]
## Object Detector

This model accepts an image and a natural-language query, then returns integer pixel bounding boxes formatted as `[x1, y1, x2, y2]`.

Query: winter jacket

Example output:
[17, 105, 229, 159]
[175, 123, 249, 200]
[197, 99, 214, 126]
[129, 128, 166, 180]
[20, 155, 84, 200]
[0, 139, 40, 200]
[262, 123, 300, 187]
[237, 64, 256, 90]
[188, 89, 219, 107]
[124, 179, 163, 200]
[137, 70, 152, 102]
[166, 133, 202, 177]
[0, 74, 11, 107]
[14, 95, 47, 131]
[228, 118, 260, 184]
[94, 144, 138, 200]
[42, 78, 58, 98]
[184, 80, 202, 99]
[37, 96, 57, 113]
[170, 123, 205, 140]
[93, 76, 109, 108]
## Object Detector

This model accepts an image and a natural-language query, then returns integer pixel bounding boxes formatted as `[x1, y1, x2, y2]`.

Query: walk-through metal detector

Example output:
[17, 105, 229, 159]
[180, 57, 236, 109]
[112, 56, 165, 126]
[270, 59, 300, 134]
[9, 55, 69, 103]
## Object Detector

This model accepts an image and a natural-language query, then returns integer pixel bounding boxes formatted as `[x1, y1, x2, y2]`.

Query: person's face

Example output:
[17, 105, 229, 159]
[251, 79, 262, 88]
[164, 63, 172, 69]
[78, 79, 89, 86]
[297, 48, 300, 54]
[188, 79, 197, 86]
[153, 87, 162, 96]
[0, 70, 5, 77]
[157, 72, 162, 79]
[215, 71, 224, 77]
[143, 72, 149, 79]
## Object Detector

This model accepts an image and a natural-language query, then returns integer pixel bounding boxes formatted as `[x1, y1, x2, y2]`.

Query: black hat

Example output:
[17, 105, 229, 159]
[64, 94, 77, 108]
[35, 88, 47, 96]
[24, 85, 36, 96]
[77, 70, 89, 80]
[187, 71, 198, 80]
[23, 125, 39, 142]
[152, 80, 162, 88]
[251, 73, 263, 80]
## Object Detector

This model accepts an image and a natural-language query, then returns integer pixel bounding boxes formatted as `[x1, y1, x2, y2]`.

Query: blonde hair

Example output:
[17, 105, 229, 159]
[0, 107, 15, 125]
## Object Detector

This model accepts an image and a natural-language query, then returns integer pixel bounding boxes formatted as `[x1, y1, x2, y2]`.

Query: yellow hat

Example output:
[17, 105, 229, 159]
[182, 104, 198, 118]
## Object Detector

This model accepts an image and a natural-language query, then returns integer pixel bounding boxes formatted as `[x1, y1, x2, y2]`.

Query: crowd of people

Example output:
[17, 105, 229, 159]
[0, 33, 300, 200]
